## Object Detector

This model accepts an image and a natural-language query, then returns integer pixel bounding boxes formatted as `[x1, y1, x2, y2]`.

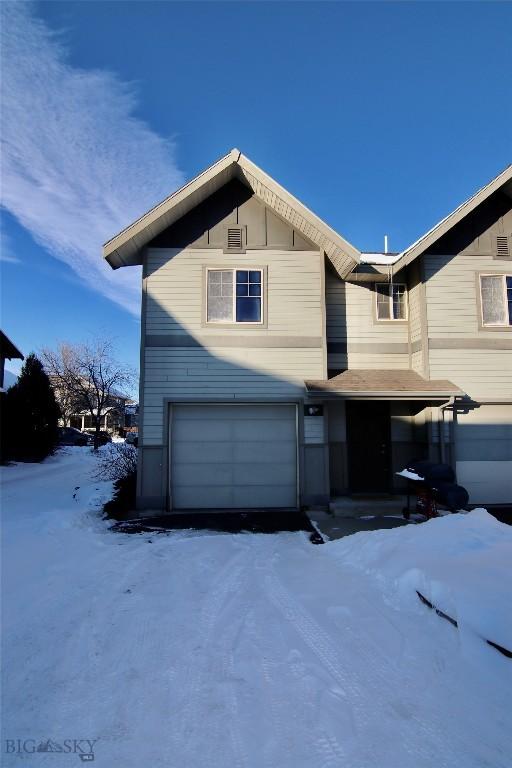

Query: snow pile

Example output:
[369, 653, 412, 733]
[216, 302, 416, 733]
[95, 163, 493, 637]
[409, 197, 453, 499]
[326, 509, 512, 662]
[3, 454, 512, 767]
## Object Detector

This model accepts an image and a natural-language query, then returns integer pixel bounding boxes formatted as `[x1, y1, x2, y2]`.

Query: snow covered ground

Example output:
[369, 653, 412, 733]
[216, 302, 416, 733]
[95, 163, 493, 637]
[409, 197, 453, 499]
[2, 449, 512, 767]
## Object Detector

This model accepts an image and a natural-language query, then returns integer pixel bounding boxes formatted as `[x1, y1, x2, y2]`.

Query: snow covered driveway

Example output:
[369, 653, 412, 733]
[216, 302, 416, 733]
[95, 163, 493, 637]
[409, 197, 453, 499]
[2, 450, 512, 767]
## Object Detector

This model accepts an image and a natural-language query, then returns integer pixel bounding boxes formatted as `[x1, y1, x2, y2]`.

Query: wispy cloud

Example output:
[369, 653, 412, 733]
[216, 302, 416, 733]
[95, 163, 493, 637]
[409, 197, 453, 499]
[0, 223, 21, 263]
[0, 3, 184, 314]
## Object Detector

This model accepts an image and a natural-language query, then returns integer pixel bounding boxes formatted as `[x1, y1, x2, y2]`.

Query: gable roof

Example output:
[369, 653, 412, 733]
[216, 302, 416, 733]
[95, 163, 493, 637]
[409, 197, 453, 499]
[103, 148, 361, 278]
[365, 164, 512, 273]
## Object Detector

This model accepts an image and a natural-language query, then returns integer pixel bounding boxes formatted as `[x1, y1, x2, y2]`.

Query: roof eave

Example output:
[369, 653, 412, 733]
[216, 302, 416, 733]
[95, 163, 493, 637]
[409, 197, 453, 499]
[103, 149, 239, 268]
[305, 389, 462, 400]
[102, 148, 361, 277]
[391, 163, 512, 272]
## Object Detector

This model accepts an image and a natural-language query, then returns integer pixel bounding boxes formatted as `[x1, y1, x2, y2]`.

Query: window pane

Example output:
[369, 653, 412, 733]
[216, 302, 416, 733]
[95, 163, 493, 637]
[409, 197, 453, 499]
[208, 297, 232, 321]
[220, 271, 233, 296]
[376, 286, 390, 319]
[392, 285, 406, 319]
[249, 283, 261, 296]
[481, 275, 507, 325]
[208, 271, 233, 321]
[236, 270, 249, 284]
[507, 276, 512, 324]
[249, 270, 261, 283]
[236, 282, 249, 296]
[236, 297, 261, 322]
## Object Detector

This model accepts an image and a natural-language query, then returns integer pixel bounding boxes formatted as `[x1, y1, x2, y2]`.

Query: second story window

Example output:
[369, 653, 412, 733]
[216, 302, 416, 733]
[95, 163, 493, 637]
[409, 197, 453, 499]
[207, 268, 263, 324]
[376, 283, 407, 320]
[480, 274, 512, 326]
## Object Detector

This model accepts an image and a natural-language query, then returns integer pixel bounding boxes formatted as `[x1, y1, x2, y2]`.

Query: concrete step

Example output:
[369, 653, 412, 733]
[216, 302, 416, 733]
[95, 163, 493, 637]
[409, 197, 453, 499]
[329, 495, 408, 519]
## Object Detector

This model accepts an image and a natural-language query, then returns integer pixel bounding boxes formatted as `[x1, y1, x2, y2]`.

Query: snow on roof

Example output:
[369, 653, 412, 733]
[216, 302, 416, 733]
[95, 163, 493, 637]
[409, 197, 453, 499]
[360, 252, 400, 265]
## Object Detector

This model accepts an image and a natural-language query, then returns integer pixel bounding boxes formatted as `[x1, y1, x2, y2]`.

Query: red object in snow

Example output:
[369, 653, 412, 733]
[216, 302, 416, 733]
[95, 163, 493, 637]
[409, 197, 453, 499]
[415, 483, 438, 518]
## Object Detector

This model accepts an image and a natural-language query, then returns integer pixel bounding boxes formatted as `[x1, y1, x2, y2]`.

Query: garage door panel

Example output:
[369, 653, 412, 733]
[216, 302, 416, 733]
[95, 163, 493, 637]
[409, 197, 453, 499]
[172, 420, 232, 442]
[173, 464, 234, 487]
[233, 442, 295, 463]
[170, 404, 297, 509]
[232, 462, 296, 486]
[175, 442, 233, 463]
[232, 419, 297, 442]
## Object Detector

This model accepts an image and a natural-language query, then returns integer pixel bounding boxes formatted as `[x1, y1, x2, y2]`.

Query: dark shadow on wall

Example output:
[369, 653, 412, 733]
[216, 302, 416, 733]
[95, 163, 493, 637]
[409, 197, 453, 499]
[139, 242, 332, 511]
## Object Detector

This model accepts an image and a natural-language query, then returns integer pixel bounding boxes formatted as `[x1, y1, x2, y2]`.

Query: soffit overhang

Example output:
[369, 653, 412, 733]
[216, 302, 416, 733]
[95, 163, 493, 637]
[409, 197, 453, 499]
[103, 149, 360, 278]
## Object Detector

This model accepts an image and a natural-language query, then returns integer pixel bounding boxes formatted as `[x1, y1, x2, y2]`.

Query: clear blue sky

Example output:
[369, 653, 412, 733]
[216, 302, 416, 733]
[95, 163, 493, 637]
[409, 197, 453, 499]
[1, 1, 511, 391]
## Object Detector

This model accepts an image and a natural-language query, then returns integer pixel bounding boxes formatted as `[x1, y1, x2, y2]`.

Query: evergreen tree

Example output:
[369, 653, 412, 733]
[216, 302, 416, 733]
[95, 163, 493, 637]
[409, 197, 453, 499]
[2, 353, 60, 461]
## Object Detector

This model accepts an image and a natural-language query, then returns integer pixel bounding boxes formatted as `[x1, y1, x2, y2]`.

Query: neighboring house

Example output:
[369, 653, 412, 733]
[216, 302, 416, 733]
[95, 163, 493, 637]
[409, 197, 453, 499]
[103, 149, 511, 513]
[124, 401, 139, 432]
[0, 331, 23, 392]
[51, 375, 136, 435]
[68, 394, 136, 436]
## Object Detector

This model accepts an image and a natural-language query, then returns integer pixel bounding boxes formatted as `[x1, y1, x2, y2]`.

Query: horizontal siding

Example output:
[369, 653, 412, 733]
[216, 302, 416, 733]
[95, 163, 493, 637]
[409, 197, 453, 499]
[327, 353, 348, 371]
[408, 261, 423, 374]
[304, 415, 325, 444]
[145, 248, 322, 337]
[326, 271, 409, 370]
[345, 353, 409, 370]
[142, 346, 323, 445]
[429, 349, 512, 399]
[424, 253, 512, 338]
[424, 230, 511, 396]
[456, 404, 512, 504]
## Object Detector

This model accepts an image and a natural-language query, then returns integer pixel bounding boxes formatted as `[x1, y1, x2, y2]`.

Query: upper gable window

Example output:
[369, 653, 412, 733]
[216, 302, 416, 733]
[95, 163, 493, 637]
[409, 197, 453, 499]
[206, 268, 263, 324]
[376, 283, 407, 321]
[480, 274, 512, 326]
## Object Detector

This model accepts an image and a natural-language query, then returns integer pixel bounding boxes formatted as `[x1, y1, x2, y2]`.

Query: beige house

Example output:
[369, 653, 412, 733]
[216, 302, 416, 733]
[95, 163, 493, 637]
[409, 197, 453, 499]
[103, 150, 511, 513]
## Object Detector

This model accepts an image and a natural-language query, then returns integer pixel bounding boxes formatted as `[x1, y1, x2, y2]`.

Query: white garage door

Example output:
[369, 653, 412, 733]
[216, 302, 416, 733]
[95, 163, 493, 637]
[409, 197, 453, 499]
[170, 404, 298, 509]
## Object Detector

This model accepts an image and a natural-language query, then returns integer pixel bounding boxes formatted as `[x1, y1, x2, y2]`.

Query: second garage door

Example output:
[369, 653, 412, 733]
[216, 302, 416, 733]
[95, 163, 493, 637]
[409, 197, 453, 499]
[170, 404, 298, 509]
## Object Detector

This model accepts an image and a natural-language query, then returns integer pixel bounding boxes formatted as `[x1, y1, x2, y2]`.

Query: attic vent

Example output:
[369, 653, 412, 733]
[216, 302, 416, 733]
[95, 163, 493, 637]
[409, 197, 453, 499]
[227, 227, 243, 250]
[496, 236, 510, 258]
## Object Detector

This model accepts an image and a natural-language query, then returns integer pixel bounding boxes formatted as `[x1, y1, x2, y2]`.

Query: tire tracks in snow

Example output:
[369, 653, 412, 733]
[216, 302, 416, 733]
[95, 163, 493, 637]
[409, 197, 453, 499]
[173, 536, 252, 765]
[266, 554, 469, 768]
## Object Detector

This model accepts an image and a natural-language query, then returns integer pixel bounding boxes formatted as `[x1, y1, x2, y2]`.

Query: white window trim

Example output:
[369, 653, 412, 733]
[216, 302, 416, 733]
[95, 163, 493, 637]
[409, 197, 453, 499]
[206, 267, 264, 325]
[480, 273, 512, 327]
[375, 283, 408, 321]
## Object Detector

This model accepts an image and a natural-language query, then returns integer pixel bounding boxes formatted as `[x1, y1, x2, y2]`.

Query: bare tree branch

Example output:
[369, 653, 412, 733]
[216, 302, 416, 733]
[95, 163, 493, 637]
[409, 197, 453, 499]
[94, 443, 137, 482]
[41, 338, 135, 449]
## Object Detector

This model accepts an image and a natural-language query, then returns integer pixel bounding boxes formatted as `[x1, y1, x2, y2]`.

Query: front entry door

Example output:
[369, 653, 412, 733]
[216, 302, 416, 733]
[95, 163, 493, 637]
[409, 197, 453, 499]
[346, 401, 391, 492]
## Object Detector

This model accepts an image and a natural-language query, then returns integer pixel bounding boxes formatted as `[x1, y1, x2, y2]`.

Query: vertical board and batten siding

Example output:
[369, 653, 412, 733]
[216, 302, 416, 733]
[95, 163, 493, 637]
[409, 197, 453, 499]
[325, 270, 409, 370]
[142, 247, 324, 445]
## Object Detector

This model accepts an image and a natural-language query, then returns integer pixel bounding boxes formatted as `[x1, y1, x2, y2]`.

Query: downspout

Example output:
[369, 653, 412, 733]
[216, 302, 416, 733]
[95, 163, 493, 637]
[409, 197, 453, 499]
[439, 396, 455, 465]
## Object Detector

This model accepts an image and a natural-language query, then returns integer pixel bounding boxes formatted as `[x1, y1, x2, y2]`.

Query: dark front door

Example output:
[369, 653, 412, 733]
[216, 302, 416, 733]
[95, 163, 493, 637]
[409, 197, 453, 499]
[346, 401, 391, 492]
